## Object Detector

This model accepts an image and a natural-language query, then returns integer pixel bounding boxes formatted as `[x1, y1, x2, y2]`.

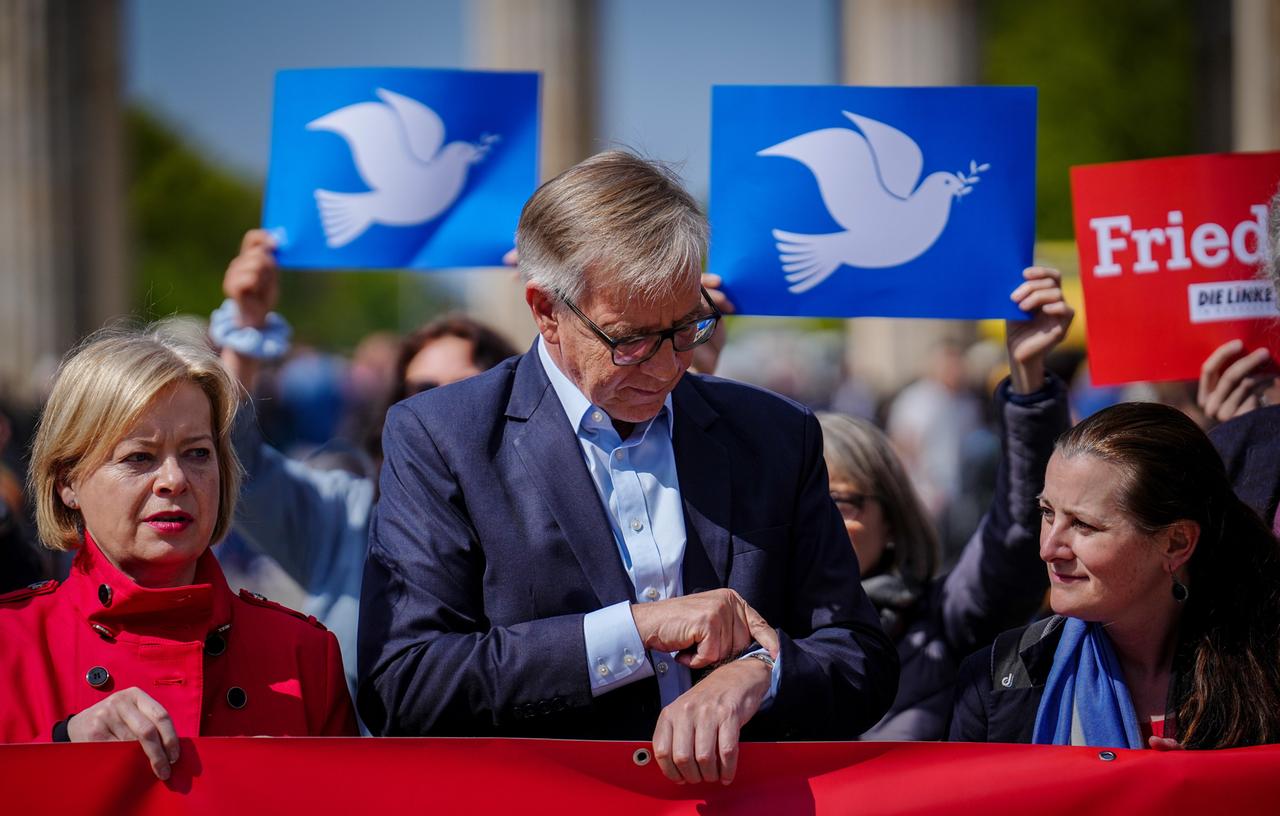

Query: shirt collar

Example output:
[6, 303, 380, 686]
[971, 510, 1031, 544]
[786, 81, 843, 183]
[537, 336, 674, 439]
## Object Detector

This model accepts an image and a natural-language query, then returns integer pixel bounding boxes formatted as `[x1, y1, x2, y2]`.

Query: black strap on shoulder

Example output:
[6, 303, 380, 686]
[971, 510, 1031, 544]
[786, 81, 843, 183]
[990, 616, 1061, 692]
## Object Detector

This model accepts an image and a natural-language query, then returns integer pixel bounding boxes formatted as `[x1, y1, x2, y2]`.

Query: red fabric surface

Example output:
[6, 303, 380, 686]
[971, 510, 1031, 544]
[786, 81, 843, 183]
[4, 738, 1279, 815]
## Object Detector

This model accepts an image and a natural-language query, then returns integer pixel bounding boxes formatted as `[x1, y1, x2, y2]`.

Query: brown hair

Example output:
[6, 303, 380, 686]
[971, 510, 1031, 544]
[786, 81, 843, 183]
[1056, 402, 1280, 748]
[29, 327, 242, 552]
[388, 314, 519, 406]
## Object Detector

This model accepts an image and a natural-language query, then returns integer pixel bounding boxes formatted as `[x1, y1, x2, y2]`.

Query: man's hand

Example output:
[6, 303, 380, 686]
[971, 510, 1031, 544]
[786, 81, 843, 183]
[1006, 266, 1074, 395]
[223, 229, 279, 329]
[1198, 339, 1278, 425]
[652, 656, 772, 785]
[630, 588, 778, 670]
[691, 273, 735, 376]
[67, 687, 180, 780]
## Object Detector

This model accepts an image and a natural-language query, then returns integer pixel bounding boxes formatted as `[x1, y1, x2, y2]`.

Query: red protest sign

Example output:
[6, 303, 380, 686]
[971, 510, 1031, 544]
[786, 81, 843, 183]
[1071, 152, 1280, 385]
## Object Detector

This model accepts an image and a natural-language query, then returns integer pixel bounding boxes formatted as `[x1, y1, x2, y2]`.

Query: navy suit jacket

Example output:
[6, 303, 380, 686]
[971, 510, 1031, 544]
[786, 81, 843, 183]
[358, 347, 898, 738]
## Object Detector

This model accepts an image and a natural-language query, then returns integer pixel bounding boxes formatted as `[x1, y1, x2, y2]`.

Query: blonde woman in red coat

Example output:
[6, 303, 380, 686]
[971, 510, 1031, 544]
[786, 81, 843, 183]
[0, 329, 356, 779]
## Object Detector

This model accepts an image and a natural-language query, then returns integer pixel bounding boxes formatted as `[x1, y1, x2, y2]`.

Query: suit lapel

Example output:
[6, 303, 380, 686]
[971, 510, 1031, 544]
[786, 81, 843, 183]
[508, 348, 636, 607]
[672, 377, 731, 587]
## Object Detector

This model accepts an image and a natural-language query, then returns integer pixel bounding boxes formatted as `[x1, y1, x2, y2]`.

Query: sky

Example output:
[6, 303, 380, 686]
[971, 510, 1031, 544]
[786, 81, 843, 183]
[125, 0, 838, 199]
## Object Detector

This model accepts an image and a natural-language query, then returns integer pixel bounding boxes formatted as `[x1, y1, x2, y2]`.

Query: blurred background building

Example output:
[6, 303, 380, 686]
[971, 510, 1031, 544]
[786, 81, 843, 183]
[1, 0, 1276, 408]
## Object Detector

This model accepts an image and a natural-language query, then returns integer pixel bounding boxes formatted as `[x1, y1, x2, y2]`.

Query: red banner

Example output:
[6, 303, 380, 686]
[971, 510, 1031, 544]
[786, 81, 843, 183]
[1071, 151, 1280, 385]
[4, 738, 1279, 814]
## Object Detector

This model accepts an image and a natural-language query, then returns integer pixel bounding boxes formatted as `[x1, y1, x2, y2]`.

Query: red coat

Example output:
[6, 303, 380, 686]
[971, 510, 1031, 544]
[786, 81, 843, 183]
[0, 536, 356, 742]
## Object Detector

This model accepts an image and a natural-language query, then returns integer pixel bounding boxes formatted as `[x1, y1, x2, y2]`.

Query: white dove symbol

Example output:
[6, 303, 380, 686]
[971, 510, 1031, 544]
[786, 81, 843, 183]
[758, 111, 988, 293]
[306, 88, 498, 248]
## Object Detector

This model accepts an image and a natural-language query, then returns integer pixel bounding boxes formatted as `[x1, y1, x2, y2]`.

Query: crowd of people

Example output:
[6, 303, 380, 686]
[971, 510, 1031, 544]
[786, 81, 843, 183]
[2, 150, 1280, 783]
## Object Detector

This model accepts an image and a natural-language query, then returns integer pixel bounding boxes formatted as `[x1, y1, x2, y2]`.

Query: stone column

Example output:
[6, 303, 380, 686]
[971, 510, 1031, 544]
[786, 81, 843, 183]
[1232, 0, 1280, 151]
[839, 0, 979, 396]
[458, 0, 597, 348]
[0, 0, 128, 405]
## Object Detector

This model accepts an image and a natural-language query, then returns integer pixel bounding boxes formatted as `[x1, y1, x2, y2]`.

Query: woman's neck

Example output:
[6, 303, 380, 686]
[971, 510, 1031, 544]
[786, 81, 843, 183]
[1106, 607, 1179, 676]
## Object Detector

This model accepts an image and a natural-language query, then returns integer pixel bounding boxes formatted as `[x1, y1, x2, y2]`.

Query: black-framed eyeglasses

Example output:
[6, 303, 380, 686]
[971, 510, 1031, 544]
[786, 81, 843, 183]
[559, 288, 722, 366]
[830, 490, 877, 520]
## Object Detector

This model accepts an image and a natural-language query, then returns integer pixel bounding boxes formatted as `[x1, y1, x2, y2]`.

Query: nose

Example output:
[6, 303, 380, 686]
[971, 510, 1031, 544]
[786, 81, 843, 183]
[642, 338, 683, 381]
[153, 455, 189, 496]
[1039, 521, 1072, 564]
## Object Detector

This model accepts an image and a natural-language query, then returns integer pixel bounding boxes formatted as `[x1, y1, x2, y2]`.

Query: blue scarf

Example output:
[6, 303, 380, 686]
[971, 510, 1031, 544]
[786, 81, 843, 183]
[1032, 617, 1144, 749]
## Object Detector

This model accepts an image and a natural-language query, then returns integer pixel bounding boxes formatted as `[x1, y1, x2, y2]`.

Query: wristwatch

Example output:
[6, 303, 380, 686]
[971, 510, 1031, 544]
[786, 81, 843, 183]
[737, 650, 776, 670]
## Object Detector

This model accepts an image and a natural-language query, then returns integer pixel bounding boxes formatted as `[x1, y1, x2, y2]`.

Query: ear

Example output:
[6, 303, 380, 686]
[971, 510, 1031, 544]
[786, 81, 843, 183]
[58, 482, 79, 510]
[1162, 520, 1199, 573]
[525, 282, 560, 344]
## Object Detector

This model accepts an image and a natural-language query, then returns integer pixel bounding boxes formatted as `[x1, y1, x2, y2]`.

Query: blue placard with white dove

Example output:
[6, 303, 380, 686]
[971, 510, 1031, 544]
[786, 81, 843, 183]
[263, 68, 539, 269]
[710, 85, 1036, 319]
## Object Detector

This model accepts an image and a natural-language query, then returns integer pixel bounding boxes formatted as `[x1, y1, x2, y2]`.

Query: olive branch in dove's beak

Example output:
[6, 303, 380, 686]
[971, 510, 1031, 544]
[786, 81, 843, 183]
[956, 159, 990, 197]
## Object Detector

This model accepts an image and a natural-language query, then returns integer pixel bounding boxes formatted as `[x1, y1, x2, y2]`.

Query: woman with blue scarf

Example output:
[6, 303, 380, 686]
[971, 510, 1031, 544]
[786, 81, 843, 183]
[949, 401, 1280, 749]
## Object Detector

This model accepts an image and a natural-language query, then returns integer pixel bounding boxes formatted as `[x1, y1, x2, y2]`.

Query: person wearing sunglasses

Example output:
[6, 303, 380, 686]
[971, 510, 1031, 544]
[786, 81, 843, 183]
[359, 150, 898, 785]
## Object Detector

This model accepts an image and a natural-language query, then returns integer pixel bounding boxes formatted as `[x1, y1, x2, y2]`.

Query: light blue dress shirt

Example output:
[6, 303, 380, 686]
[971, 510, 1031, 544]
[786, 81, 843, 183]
[537, 339, 779, 707]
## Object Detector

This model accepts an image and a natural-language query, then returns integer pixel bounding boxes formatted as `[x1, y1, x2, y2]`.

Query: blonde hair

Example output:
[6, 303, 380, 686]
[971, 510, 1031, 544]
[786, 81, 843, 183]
[29, 327, 242, 552]
[516, 150, 707, 305]
[817, 412, 938, 587]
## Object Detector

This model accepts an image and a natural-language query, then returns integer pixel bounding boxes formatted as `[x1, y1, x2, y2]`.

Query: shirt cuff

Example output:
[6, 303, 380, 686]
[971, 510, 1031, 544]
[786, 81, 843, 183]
[583, 601, 654, 696]
[741, 644, 783, 709]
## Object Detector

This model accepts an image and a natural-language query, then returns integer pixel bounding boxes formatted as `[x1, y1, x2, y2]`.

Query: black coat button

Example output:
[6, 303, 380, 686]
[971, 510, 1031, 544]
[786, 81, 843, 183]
[204, 632, 227, 657]
[97, 584, 112, 607]
[86, 666, 110, 688]
[226, 686, 247, 709]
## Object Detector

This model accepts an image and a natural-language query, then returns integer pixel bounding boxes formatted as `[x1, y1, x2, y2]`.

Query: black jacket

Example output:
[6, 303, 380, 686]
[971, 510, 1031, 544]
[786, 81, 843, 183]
[949, 615, 1190, 743]
[947, 615, 1064, 743]
[860, 375, 1068, 740]
[1209, 404, 1280, 528]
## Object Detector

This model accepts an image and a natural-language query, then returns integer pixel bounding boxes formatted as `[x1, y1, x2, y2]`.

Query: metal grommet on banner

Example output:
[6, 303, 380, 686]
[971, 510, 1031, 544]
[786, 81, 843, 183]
[632, 748, 651, 766]
[1098, 750, 1117, 762]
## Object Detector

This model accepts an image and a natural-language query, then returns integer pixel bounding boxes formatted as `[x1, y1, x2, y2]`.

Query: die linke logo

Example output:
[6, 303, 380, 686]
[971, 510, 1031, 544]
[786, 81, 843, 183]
[1087, 204, 1276, 323]
[759, 111, 988, 293]
[307, 88, 499, 248]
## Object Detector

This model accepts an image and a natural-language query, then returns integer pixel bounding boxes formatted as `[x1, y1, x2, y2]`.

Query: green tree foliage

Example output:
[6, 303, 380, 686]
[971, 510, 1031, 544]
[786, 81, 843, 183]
[981, 0, 1196, 240]
[127, 106, 448, 350]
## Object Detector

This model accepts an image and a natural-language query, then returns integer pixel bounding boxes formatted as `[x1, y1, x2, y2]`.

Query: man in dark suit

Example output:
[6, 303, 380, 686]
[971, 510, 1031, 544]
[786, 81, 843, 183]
[359, 151, 897, 784]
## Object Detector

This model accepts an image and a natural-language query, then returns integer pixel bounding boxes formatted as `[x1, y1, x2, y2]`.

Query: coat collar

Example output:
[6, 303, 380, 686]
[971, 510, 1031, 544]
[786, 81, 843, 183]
[670, 376, 731, 588]
[507, 347, 635, 607]
[70, 532, 233, 641]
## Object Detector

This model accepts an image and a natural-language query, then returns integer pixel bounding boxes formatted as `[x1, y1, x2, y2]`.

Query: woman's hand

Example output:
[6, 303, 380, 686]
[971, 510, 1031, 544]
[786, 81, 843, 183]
[1006, 266, 1075, 394]
[1197, 339, 1277, 425]
[691, 273, 735, 376]
[67, 687, 180, 780]
[223, 229, 280, 329]
[1148, 735, 1184, 751]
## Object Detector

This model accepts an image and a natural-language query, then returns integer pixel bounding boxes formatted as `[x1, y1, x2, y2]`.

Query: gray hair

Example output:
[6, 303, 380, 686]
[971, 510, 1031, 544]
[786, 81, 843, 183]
[515, 150, 707, 305]
[817, 411, 938, 587]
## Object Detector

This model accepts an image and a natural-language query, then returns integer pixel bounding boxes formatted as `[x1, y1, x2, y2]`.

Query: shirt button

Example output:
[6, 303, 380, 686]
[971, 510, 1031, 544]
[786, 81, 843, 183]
[656, 661, 669, 675]
[591, 410, 603, 423]
[630, 518, 644, 532]
[614, 449, 624, 460]
[623, 652, 637, 667]
[97, 584, 112, 607]
[644, 587, 659, 601]
[597, 662, 610, 677]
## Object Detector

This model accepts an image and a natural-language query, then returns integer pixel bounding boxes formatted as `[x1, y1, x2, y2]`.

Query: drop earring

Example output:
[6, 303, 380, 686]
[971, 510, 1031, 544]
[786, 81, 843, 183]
[1171, 575, 1189, 603]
